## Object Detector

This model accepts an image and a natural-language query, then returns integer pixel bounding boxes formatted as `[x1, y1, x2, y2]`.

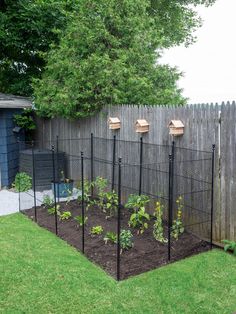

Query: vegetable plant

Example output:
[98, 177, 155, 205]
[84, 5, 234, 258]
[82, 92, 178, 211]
[77, 179, 93, 211]
[12, 172, 32, 192]
[93, 176, 108, 209]
[42, 195, 54, 207]
[60, 211, 72, 220]
[153, 201, 167, 243]
[74, 215, 88, 227]
[104, 232, 117, 244]
[126, 194, 150, 234]
[171, 196, 184, 240]
[125, 194, 150, 212]
[103, 190, 118, 218]
[120, 230, 133, 252]
[48, 205, 61, 216]
[91, 225, 103, 235]
[222, 240, 236, 256]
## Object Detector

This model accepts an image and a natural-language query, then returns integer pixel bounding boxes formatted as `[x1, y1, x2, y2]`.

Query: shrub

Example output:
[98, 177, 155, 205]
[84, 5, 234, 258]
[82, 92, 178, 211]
[12, 172, 32, 192]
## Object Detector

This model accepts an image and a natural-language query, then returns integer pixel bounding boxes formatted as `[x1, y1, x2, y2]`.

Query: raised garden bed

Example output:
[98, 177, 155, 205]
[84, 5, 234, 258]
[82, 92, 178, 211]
[23, 200, 210, 280]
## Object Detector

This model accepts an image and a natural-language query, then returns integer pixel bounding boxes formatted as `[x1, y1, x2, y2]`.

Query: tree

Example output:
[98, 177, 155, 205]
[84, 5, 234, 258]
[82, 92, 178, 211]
[0, 0, 79, 96]
[34, 0, 215, 118]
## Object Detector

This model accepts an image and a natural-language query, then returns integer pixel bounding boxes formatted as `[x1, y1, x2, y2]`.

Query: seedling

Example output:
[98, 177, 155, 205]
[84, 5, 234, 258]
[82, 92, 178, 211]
[91, 225, 103, 235]
[104, 231, 117, 244]
[42, 195, 54, 207]
[48, 205, 61, 216]
[74, 215, 88, 227]
[120, 230, 133, 252]
[60, 211, 72, 220]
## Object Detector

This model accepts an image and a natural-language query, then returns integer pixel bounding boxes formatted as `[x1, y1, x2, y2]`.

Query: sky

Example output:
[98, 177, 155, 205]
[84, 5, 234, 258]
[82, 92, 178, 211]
[161, 0, 236, 104]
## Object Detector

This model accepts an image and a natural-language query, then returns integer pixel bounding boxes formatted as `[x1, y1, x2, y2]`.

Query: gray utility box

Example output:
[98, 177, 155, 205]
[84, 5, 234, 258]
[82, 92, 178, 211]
[19, 149, 65, 191]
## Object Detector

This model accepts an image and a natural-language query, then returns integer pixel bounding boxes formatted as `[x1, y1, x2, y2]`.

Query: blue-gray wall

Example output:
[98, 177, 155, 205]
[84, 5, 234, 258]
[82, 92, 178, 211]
[0, 109, 23, 187]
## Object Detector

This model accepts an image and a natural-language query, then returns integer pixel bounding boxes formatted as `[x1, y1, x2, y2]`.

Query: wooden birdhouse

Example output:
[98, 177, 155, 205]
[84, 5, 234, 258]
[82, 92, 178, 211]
[108, 117, 121, 130]
[135, 119, 150, 133]
[168, 120, 184, 136]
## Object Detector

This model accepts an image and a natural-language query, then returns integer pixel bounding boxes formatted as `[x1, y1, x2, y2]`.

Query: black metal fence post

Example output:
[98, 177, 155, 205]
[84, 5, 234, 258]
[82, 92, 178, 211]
[168, 153, 173, 261]
[90, 133, 94, 196]
[139, 137, 143, 195]
[117, 157, 122, 281]
[56, 135, 60, 203]
[52, 145, 58, 235]
[32, 141, 37, 222]
[210, 144, 215, 249]
[112, 135, 116, 191]
[81, 151, 85, 254]
[17, 138, 21, 213]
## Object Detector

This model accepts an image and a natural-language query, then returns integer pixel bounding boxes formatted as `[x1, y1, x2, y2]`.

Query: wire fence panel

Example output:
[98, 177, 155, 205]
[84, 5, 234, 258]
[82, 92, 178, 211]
[18, 136, 214, 280]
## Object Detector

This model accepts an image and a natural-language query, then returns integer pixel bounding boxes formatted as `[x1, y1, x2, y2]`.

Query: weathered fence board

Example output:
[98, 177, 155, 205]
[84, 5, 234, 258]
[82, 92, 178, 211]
[35, 103, 236, 243]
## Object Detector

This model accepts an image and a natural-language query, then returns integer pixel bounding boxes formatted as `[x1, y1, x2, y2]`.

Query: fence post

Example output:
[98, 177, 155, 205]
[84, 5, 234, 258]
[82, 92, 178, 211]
[17, 138, 21, 213]
[168, 153, 173, 261]
[32, 141, 37, 222]
[56, 135, 60, 203]
[139, 137, 143, 195]
[210, 144, 215, 248]
[90, 133, 94, 196]
[52, 145, 58, 235]
[112, 135, 116, 191]
[81, 151, 85, 254]
[117, 157, 122, 281]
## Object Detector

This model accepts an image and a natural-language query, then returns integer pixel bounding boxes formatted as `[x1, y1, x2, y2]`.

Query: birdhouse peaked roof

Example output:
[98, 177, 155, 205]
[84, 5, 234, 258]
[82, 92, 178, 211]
[136, 119, 149, 126]
[108, 117, 120, 123]
[168, 120, 184, 128]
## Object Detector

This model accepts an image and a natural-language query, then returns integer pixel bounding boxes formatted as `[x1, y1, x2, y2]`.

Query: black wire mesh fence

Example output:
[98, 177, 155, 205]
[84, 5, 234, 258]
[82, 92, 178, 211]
[17, 135, 215, 280]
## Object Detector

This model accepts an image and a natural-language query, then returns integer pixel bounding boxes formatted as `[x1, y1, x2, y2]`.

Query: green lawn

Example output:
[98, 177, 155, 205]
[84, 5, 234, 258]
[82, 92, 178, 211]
[0, 214, 236, 314]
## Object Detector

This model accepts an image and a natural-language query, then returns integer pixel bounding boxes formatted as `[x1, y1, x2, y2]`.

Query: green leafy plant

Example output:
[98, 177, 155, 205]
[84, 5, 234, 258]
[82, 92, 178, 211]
[12, 172, 32, 192]
[77, 179, 93, 211]
[125, 194, 150, 212]
[90, 225, 103, 235]
[104, 232, 117, 245]
[126, 194, 150, 234]
[222, 240, 236, 256]
[153, 201, 167, 243]
[93, 176, 108, 209]
[74, 215, 88, 227]
[103, 190, 118, 218]
[171, 196, 184, 240]
[120, 230, 133, 252]
[129, 208, 150, 234]
[48, 205, 61, 216]
[13, 108, 36, 131]
[42, 195, 54, 207]
[60, 211, 72, 220]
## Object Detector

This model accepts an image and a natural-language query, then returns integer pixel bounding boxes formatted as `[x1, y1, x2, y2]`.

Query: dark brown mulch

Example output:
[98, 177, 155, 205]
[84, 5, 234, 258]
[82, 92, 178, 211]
[23, 200, 211, 280]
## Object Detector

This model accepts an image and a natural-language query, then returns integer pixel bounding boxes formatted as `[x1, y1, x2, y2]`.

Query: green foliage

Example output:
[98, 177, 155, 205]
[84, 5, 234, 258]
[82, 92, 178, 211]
[48, 205, 60, 216]
[60, 211, 72, 221]
[0, 0, 79, 96]
[13, 108, 36, 131]
[171, 196, 184, 240]
[126, 194, 150, 234]
[104, 232, 117, 245]
[120, 230, 133, 252]
[33, 0, 219, 118]
[74, 215, 88, 227]
[129, 208, 150, 235]
[12, 172, 32, 192]
[91, 226, 104, 236]
[42, 195, 54, 208]
[103, 191, 118, 219]
[77, 179, 93, 211]
[125, 194, 150, 212]
[222, 240, 236, 256]
[153, 201, 167, 243]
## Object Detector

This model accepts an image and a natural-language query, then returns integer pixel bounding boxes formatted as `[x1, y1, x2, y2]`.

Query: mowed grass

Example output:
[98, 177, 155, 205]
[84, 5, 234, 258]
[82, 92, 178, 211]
[0, 214, 236, 314]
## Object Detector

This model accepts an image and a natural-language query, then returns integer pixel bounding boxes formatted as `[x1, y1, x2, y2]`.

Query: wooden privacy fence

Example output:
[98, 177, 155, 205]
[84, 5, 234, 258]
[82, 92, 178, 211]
[35, 102, 236, 243]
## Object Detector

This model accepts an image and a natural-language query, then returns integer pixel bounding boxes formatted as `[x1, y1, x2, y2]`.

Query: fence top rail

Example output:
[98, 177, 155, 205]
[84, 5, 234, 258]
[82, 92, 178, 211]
[18, 136, 213, 155]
